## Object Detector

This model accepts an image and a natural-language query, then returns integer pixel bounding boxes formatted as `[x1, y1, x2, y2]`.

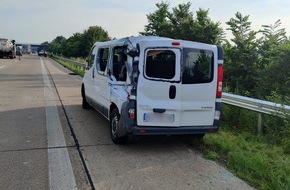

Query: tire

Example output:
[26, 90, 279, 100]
[81, 85, 90, 109]
[9, 51, 14, 59]
[110, 108, 128, 144]
[82, 97, 90, 109]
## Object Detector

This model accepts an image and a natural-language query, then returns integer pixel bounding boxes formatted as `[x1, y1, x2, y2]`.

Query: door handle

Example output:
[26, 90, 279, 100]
[153, 108, 166, 113]
[169, 85, 176, 99]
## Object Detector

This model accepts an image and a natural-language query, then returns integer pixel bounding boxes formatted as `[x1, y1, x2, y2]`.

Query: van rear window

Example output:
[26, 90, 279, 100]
[145, 50, 176, 79]
[182, 48, 213, 84]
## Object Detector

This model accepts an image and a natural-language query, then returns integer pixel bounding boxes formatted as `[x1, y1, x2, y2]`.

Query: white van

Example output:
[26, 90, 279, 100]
[82, 36, 223, 144]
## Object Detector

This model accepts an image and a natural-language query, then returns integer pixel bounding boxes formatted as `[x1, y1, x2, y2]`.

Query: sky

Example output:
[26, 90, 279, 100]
[1, 0, 290, 44]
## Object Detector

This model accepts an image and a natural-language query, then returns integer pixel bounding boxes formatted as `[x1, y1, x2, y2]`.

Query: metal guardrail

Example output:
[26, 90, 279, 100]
[52, 55, 290, 133]
[51, 54, 86, 69]
[222, 93, 290, 134]
[222, 92, 290, 117]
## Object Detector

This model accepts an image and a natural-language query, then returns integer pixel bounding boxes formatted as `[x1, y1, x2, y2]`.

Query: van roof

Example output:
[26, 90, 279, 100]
[93, 36, 174, 46]
[93, 36, 215, 48]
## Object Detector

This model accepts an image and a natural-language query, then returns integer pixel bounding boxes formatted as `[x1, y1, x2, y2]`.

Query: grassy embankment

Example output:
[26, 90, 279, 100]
[52, 56, 290, 190]
[51, 56, 85, 77]
[192, 105, 290, 190]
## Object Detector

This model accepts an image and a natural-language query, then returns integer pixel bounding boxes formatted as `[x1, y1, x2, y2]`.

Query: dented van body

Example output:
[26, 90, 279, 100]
[81, 36, 223, 144]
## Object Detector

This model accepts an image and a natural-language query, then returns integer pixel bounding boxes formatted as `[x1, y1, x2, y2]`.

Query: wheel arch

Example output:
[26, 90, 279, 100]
[109, 103, 119, 120]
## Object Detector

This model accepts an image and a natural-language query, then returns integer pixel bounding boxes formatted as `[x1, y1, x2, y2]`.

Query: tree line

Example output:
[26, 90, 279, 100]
[46, 1, 290, 104]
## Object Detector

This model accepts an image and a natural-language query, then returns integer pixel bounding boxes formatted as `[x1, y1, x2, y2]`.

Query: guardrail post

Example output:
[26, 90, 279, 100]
[258, 113, 263, 134]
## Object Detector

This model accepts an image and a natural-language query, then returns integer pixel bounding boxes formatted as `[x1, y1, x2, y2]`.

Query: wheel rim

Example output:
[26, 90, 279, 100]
[111, 114, 118, 138]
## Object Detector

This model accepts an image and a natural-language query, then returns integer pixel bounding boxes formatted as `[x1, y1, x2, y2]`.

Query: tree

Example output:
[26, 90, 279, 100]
[62, 33, 82, 57]
[167, 2, 195, 40]
[223, 12, 259, 96]
[256, 20, 290, 101]
[258, 20, 287, 66]
[261, 20, 287, 44]
[48, 36, 66, 55]
[257, 42, 290, 102]
[48, 26, 110, 58]
[140, 1, 224, 44]
[140, 2, 172, 37]
[192, 8, 224, 44]
[79, 26, 110, 58]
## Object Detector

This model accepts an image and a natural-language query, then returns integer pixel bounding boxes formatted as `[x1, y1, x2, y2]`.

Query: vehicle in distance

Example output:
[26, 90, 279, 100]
[0, 38, 16, 59]
[38, 50, 47, 57]
[16, 46, 22, 56]
[81, 36, 223, 144]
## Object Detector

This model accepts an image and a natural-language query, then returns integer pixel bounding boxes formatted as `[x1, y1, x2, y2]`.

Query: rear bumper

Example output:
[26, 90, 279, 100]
[132, 125, 219, 135]
[121, 100, 222, 136]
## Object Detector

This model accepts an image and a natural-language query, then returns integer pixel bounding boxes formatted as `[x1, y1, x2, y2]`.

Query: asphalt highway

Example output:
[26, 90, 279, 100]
[0, 55, 255, 190]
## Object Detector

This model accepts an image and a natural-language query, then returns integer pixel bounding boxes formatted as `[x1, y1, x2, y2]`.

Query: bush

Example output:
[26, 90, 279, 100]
[221, 104, 290, 149]
[221, 104, 258, 134]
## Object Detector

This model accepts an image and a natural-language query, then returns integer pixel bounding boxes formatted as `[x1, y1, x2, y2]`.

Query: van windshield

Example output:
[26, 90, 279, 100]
[182, 48, 213, 84]
[145, 49, 176, 79]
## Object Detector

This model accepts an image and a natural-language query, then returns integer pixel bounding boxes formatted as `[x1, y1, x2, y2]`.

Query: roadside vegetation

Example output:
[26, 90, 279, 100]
[50, 55, 85, 77]
[192, 104, 290, 190]
[199, 129, 290, 190]
[46, 1, 290, 190]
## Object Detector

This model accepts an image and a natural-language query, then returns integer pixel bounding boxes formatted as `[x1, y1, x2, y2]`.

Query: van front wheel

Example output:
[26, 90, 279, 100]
[81, 86, 90, 109]
[82, 97, 90, 109]
[110, 108, 128, 144]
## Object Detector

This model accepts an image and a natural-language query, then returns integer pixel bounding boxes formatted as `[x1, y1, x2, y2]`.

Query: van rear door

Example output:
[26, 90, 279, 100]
[180, 43, 217, 126]
[136, 41, 217, 128]
[136, 44, 182, 127]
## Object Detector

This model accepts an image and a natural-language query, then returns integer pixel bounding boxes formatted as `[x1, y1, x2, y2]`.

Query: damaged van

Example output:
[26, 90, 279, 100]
[81, 36, 223, 144]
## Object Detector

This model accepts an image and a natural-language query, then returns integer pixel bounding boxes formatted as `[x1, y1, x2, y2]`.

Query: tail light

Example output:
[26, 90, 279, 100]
[128, 108, 135, 119]
[216, 65, 223, 98]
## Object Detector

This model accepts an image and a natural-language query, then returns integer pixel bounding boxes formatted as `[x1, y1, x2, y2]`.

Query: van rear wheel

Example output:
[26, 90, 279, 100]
[110, 108, 128, 144]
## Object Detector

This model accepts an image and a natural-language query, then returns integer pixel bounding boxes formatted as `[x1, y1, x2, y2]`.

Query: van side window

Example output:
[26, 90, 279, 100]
[145, 50, 176, 79]
[87, 46, 96, 69]
[112, 46, 127, 81]
[96, 48, 109, 72]
[182, 48, 213, 84]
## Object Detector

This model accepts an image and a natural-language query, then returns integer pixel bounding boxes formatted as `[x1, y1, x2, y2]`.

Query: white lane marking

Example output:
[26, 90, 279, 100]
[0, 65, 6, 69]
[41, 58, 77, 190]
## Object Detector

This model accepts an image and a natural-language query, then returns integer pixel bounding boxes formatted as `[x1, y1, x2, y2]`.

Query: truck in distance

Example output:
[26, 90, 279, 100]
[0, 38, 16, 59]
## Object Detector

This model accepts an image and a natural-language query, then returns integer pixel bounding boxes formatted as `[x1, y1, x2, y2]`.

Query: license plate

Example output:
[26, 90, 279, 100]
[143, 113, 174, 123]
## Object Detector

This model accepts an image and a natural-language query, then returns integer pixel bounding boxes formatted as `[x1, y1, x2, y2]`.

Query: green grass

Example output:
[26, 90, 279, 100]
[193, 130, 290, 190]
[51, 56, 85, 77]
